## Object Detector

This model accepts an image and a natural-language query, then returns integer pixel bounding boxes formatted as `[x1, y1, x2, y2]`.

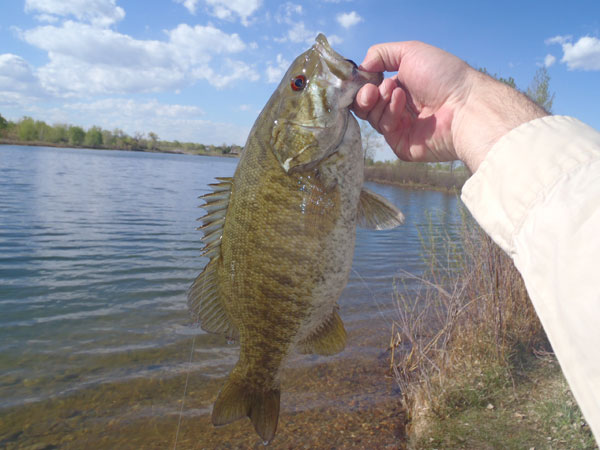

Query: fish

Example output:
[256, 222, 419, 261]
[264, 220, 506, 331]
[188, 34, 404, 444]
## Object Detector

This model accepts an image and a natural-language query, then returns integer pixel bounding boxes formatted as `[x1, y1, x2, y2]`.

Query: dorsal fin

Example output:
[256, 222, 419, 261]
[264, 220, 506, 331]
[188, 177, 239, 340]
[357, 188, 405, 230]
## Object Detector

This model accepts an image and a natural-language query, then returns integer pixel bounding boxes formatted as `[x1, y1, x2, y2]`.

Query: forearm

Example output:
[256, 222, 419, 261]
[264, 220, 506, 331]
[461, 116, 600, 443]
[454, 69, 548, 173]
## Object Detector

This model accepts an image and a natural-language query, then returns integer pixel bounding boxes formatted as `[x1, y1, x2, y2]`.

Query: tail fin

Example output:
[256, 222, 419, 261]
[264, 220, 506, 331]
[211, 371, 281, 444]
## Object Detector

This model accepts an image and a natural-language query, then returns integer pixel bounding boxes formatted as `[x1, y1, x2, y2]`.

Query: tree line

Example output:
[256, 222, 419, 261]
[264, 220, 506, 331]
[0, 115, 242, 156]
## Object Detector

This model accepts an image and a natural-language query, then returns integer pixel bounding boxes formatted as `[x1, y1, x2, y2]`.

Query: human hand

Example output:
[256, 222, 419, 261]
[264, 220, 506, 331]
[352, 41, 547, 172]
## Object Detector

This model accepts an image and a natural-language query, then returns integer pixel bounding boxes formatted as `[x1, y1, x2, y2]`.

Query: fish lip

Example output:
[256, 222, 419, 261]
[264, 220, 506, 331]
[313, 33, 338, 62]
[356, 68, 383, 86]
[313, 33, 382, 86]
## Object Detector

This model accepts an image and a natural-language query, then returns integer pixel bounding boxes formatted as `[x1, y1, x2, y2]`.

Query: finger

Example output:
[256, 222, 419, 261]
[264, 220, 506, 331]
[379, 87, 407, 135]
[383, 128, 409, 162]
[366, 78, 396, 133]
[352, 84, 380, 120]
[359, 42, 411, 73]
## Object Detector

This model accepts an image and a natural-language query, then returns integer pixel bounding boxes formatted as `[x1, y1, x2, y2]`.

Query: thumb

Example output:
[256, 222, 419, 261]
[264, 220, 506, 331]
[359, 42, 409, 73]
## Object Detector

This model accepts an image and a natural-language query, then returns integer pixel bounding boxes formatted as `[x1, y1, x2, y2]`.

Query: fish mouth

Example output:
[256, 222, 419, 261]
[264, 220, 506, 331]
[313, 34, 383, 86]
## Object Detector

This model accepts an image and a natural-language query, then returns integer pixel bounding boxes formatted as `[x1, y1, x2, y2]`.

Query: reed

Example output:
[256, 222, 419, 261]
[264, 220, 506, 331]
[389, 212, 594, 447]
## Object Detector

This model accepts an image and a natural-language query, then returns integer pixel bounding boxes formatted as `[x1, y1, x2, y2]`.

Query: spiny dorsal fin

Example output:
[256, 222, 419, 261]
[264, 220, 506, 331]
[187, 177, 238, 340]
[298, 308, 347, 356]
[357, 188, 405, 230]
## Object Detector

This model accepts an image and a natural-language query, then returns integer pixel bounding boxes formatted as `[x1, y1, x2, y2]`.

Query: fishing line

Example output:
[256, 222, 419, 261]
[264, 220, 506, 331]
[173, 333, 197, 450]
[350, 266, 394, 328]
[175, 190, 214, 449]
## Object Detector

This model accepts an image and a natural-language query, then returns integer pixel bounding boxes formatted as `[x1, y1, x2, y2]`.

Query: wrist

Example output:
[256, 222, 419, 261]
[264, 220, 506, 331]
[453, 69, 548, 173]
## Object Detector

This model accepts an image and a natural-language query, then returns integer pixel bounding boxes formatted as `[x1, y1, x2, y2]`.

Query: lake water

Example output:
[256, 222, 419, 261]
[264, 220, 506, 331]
[0, 145, 462, 448]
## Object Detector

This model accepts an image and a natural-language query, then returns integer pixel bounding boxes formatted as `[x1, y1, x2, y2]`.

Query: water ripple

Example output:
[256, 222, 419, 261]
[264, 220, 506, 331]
[0, 146, 462, 409]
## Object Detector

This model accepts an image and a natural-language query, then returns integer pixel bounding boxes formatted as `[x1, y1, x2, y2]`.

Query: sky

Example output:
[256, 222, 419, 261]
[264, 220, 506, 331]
[1, 0, 599, 161]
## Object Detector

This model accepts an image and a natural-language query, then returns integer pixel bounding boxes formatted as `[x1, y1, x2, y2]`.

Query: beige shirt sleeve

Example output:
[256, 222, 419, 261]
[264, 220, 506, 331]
[461, 115, 600, 444]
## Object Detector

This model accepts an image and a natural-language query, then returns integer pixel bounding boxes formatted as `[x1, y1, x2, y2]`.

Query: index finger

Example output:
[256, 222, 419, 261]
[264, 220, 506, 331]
[359, 42, 409, 73]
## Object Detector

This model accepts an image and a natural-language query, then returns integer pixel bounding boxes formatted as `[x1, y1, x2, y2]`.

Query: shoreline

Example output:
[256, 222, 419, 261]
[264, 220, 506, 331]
[364, 175, 464, 194]
[0, 319, 407, 448]
[0, 140, 240, 158]
[3, 141, 465, 192]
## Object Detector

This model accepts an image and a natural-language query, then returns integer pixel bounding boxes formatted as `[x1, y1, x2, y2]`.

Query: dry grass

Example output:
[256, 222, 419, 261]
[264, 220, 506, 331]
[390, 213, 596, 448]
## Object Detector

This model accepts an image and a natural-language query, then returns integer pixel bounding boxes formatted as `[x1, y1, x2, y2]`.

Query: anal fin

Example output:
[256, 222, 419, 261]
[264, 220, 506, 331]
[298, 308, 347, 356]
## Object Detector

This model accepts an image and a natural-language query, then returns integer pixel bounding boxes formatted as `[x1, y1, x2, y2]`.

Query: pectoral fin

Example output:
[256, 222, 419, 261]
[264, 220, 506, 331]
[298, 308, 347, 356]
[188, 177, 238, 340]
[357, 188, 405, 230]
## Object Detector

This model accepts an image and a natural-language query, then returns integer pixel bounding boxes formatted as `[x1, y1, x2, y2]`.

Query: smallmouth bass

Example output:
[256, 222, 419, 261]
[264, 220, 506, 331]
[188, 34, 404, 444]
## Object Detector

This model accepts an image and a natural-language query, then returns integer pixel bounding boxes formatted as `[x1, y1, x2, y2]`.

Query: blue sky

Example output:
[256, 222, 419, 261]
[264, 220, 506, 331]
[1, 0, 599, 160]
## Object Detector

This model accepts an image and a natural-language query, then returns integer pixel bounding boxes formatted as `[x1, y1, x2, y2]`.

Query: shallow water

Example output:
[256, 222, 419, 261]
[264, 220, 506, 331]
[0, 145, 462, 448]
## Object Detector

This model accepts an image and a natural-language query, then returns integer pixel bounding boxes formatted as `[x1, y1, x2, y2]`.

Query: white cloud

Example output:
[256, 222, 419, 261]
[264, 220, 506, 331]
[561, 36, 600, 71]
[34, 13, 59, 23]
[66, 98, 204, 118]
[23, 21, 171, 68]
[544, 54, 556, 68]
[196, 59, 260, 89]
[0, 54, 39, 92]
[39, 54, 186, 95]
[336, 11, 362, 29]
[174, 0, 262, 24]
[167, 23, 246, 65]
[19, 21, 250, 95]
[287, 22, 316, 43]
[59, 98, 250, 144]
[24, 0, 125, 27]
[173, 0, 199, 14]
[0, 54, 47, 118]
[545, 35, 571, 46]
[266, 54, 290, 83]
[327, 35, 343, 46]
[205, 0, 262, 26]
[546, 35, 600, 71]
[275, 21, 343, 46]
[275, 2, 302, 24]
[0, 91, 40, 109]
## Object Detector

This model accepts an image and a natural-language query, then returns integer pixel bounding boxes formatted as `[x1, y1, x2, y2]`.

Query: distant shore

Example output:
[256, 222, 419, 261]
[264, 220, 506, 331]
[3, 140, 471, 192]
[0, 139, 240, 158]
[0, 115, 243, 158]
[363, 175, 463, 193]
[364, 163, 470, 193]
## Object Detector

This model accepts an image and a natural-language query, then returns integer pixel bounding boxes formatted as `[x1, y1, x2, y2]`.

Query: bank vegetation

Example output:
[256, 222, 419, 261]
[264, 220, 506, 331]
[389, 213, 595, 448]
[364, 160, 469, 192]
[385, 68, 597, 447]
[0, 114, 241, 156]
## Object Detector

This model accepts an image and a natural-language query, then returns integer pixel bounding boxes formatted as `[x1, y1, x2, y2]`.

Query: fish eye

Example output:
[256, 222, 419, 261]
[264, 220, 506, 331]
[290, 74, 307, 91]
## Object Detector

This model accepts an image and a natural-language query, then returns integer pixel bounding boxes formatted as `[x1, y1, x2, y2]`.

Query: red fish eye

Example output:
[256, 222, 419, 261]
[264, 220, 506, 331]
[290, 74, 306, 91]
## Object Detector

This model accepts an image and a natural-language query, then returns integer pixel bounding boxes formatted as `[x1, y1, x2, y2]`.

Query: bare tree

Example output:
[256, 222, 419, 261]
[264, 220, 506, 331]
[359, 119, 381, 164]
